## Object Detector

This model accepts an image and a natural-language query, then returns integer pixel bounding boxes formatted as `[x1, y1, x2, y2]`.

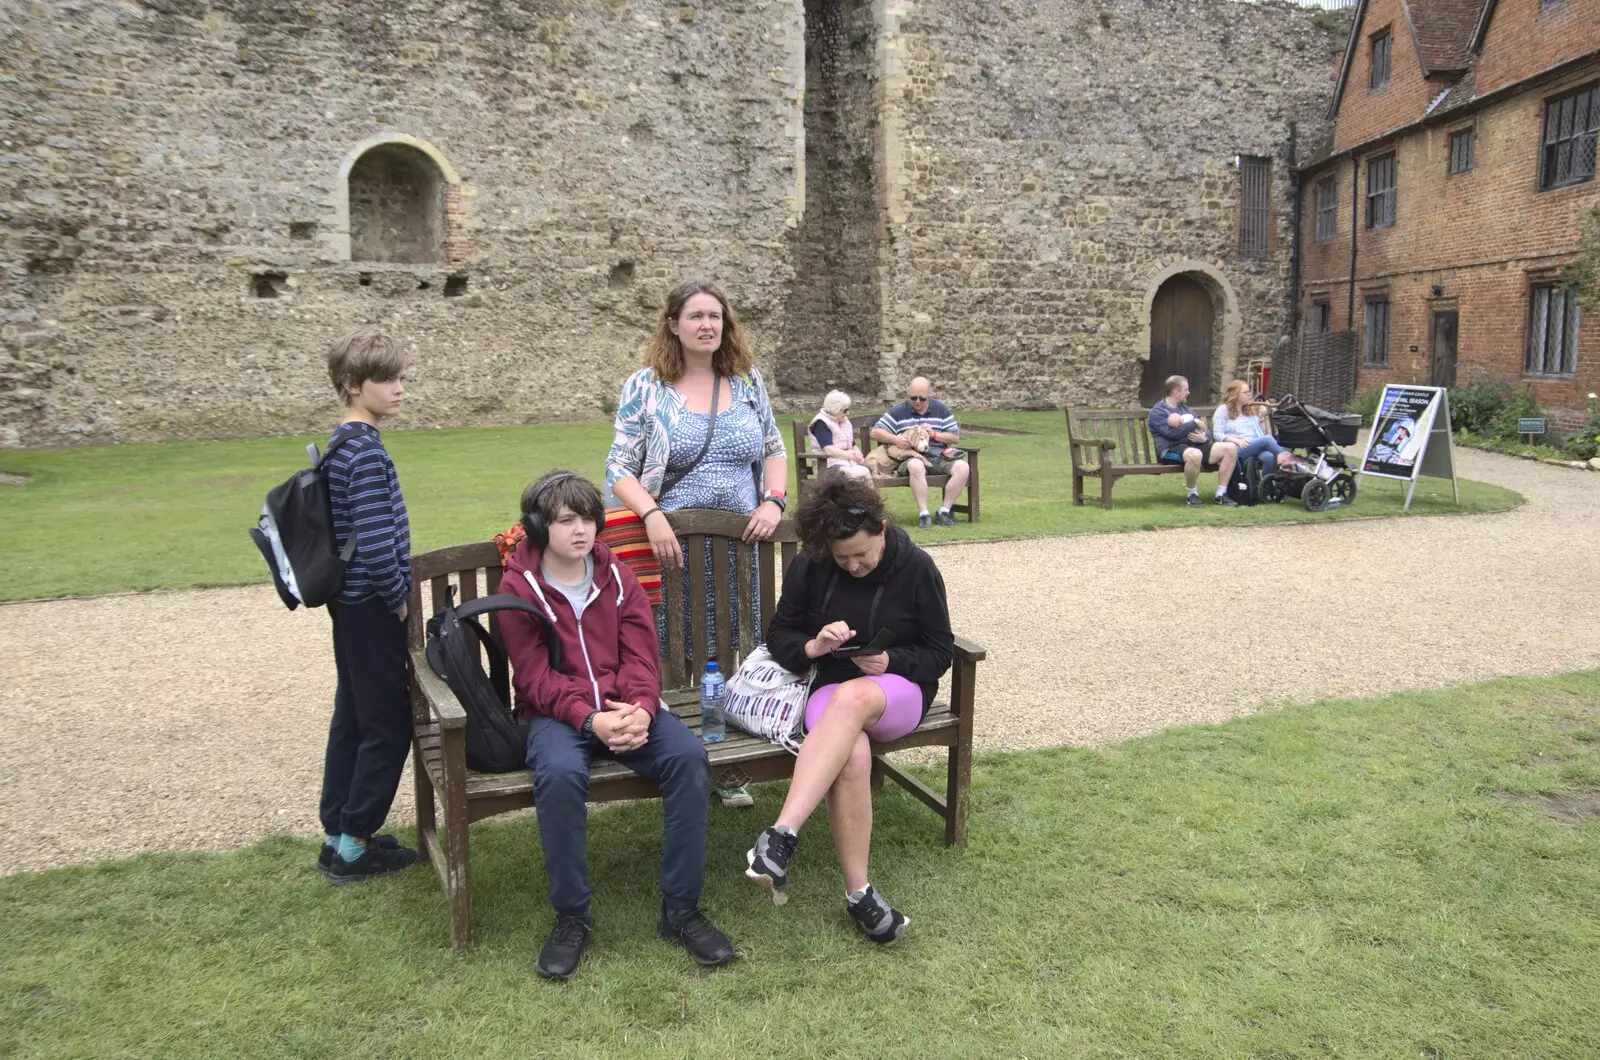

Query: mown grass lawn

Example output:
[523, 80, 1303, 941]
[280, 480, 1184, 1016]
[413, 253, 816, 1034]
[4, 672, 1598, 1059]
[0, 411, 1521, 601]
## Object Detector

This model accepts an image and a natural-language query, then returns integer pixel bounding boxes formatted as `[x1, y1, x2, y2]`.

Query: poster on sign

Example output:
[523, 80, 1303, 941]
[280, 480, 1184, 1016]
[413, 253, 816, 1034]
[1356, 384, 1460, 510]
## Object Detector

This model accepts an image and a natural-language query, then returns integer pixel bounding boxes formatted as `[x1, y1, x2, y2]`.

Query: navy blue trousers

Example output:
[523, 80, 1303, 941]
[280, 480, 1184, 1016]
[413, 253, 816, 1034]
[318, 596, 411, 838]
[526, 709, 711, 916]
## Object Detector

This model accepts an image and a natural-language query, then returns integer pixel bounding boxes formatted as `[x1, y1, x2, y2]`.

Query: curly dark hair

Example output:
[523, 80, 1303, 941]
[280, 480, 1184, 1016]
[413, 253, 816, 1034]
[795, 470, 888, 559]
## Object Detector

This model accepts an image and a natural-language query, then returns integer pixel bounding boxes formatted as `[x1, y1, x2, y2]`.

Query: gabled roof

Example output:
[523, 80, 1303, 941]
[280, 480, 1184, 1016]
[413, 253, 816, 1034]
[1409, 0, 1485, 72]
[1328, 0, 1493, 118]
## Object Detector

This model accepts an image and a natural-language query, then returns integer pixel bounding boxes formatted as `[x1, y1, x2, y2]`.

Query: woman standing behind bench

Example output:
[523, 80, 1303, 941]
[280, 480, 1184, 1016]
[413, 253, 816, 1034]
[744, 473, 953, 944]
[605, 277, 789, 809]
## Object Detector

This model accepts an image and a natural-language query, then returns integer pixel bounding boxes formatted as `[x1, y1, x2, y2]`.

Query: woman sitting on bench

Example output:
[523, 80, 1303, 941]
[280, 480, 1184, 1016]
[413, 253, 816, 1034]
[743, 472, 954, 944]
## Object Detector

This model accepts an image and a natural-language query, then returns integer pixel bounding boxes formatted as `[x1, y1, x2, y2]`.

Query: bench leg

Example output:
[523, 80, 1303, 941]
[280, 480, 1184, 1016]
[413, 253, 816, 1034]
[965, 452, 980, 522]
[1100, 470, 1115, 511]
[412, 743, 437, 871]
[945, 657, 976, 847]
[1073, 470, 1085, 506]
[438, 730, 474, 950]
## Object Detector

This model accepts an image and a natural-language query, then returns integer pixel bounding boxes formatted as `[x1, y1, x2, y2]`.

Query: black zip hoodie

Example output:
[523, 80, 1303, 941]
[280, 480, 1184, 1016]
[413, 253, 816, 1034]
[766, 524, 954, 712]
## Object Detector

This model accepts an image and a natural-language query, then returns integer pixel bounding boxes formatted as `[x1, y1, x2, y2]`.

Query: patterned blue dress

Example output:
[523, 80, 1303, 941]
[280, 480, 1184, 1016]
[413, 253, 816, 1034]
[657, 403, 764, 662]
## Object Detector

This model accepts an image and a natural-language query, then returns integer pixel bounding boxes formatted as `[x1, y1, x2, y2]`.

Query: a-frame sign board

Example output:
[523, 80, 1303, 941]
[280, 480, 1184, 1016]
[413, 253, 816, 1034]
[1356, 384, 1460, 511]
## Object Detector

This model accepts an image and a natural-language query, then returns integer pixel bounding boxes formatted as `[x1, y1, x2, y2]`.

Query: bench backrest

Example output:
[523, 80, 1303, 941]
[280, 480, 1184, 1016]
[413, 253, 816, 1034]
[793, 414, 881, 487]
[405, 509, 800, 705]
[1066, 406, 1218, 465]
[791, 414, 880, 456]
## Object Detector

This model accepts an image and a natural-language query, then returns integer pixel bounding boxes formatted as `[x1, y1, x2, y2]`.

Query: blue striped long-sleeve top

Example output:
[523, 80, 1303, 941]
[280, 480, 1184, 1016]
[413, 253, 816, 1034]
[325, 422, 410, 612]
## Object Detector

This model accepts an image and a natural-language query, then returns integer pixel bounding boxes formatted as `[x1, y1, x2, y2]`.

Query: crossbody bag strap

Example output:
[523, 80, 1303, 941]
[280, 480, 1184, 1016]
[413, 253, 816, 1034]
[658, 374, 722, 500]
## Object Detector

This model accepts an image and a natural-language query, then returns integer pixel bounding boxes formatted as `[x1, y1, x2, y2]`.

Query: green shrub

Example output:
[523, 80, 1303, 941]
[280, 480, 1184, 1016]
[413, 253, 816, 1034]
[1487, 388, 1546, 441]
[1346, 387, 1383, 426]
[1448, 376, 1512, 435]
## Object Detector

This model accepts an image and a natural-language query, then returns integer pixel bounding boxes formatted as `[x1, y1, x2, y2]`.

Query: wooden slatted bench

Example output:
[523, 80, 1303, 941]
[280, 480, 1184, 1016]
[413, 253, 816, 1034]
[407, 508, 987, 949]
[791, 415, 981, 522]
[1065, 406, 1217, 509]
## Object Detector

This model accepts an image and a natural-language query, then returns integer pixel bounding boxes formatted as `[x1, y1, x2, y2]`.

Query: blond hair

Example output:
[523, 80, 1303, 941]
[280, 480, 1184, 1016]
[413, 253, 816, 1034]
[328, 326, 408, 405]
[1223, 379, 1252, 418]
[822, 390, 852, 416]
[642, 278, 755, 383]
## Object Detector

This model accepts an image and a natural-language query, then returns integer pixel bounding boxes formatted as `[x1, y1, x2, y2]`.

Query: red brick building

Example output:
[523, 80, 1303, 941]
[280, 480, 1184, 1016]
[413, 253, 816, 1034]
[1297, 0, 1600, 424]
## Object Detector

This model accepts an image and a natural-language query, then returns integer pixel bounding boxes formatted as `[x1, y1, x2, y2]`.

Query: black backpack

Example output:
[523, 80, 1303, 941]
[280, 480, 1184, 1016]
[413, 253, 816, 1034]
[425, 587, 563, 774]
[1226, 458, 1263, 507]
[249, 428, 358, 610]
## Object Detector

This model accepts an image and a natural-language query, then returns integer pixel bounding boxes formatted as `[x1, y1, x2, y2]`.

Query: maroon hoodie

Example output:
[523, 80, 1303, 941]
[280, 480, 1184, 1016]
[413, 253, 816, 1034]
[498, 538, 661, 730]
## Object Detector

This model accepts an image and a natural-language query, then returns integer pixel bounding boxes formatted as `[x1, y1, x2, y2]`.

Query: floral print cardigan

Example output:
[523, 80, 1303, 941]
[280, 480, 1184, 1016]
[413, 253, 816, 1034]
[603, 365, 787, 504]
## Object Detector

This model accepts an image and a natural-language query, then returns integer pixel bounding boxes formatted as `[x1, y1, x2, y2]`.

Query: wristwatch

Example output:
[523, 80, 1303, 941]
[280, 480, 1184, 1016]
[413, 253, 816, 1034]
[580, 712, 597, 740]
[761, 490, 787, 514]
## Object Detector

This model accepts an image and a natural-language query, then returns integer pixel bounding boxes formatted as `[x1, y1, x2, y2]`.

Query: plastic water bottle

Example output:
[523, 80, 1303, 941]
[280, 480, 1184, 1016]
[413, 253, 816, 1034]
[700, 661, 727, 744]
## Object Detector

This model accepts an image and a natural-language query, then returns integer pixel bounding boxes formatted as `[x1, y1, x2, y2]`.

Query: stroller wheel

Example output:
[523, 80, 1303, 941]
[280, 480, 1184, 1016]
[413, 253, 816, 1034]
[1333, 475, 1357, 506]
[1302, 478, 1329, 512]
[1260, 474, 1284, 503]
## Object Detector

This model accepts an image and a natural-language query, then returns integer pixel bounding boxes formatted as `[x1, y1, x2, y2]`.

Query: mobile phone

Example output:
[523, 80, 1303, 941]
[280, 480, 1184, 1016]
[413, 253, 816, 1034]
[829, 629, 894, 658]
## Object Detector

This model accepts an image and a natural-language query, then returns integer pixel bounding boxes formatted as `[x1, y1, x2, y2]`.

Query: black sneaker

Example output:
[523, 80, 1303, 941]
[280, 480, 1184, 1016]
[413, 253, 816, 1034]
[745, 826, 798, 906]
[658, 905, 738, 968]
[1216, 494, 1240, 507]
[317, 833, 402, 875]
[933, 509, 956, 527]
[327, 841, 421, 886]
[1184, 494, 1204, 507]
[536, 913, 593, 981]
[916, 513, 932, 530]
[847, 885, 910, 945]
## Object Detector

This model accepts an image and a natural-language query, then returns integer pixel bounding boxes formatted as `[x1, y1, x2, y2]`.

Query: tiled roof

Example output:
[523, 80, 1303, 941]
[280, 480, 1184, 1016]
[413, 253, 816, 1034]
[1430, 67, 1478, 116]
[1408, 0, 1487, 73]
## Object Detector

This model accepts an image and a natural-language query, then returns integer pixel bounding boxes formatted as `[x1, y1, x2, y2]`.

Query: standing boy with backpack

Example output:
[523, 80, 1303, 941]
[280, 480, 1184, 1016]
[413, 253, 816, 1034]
[318, 326, 423, 884]
[498, 470, 737, 980]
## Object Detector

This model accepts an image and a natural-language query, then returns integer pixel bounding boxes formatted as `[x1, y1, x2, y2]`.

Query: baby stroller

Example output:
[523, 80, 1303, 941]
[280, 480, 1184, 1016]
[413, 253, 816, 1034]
[1262, 395, 1361, 512]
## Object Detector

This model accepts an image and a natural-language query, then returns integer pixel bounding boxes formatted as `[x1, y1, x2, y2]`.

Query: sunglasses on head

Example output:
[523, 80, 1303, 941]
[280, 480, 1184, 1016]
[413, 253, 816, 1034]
[840, 506, 872, 533]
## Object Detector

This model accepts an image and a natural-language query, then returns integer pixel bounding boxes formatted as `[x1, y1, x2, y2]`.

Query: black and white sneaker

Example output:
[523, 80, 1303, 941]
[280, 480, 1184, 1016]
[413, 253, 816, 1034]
[1184, 493, 1204, 507]
[916, 512, 933, 530]
[847, 885, 910, 945]
[1216, 494, 1240, 507]
[745, 827, 798, 906]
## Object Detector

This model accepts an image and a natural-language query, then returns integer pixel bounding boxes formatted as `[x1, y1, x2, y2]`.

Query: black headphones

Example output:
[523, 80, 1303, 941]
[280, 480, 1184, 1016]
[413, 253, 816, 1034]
[520, 471, 606, 548]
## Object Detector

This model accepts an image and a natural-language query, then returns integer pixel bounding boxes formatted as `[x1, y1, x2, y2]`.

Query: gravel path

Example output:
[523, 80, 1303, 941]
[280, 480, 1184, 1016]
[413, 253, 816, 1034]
[2, 446, 1596, 876]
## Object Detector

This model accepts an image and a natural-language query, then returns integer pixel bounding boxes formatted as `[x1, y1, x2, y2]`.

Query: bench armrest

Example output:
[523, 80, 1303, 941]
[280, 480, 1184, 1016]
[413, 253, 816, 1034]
[795, 452, 829, 464]
[952, 634, 987, 662]
[412, 649, 468, 730]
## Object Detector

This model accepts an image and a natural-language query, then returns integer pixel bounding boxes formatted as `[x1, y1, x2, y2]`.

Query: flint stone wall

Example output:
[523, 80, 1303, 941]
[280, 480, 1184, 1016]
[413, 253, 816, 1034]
[0, 0, 803, 446]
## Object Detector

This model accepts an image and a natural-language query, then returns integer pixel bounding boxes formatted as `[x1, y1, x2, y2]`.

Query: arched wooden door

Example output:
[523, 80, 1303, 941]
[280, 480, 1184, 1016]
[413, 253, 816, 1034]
[1140, 275, 1215, 406]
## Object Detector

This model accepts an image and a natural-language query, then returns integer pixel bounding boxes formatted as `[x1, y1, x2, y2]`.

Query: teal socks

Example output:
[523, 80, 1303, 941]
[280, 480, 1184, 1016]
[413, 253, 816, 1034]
[336, 834, 367, 864]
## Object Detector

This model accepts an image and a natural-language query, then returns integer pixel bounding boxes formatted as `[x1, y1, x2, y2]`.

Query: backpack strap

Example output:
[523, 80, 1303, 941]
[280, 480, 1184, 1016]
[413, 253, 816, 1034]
[317, 425, 368, 564]
[453, 593, 564, 675]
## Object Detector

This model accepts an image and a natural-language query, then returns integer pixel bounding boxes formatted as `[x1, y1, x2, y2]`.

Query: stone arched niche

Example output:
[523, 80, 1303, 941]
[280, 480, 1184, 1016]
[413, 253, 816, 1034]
[327, 135, 462, 264]
[1136, 261, 1241, 405]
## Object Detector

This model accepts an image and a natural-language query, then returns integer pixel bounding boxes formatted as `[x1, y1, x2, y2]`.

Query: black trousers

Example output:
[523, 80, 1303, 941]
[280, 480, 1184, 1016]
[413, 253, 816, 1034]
[319, 595, 411, 838]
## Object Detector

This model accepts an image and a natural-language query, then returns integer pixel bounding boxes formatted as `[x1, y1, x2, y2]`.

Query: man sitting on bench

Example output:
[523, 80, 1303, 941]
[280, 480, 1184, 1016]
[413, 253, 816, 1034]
[870, 376, 970, 529]
[1147, 375, 1239, 507]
